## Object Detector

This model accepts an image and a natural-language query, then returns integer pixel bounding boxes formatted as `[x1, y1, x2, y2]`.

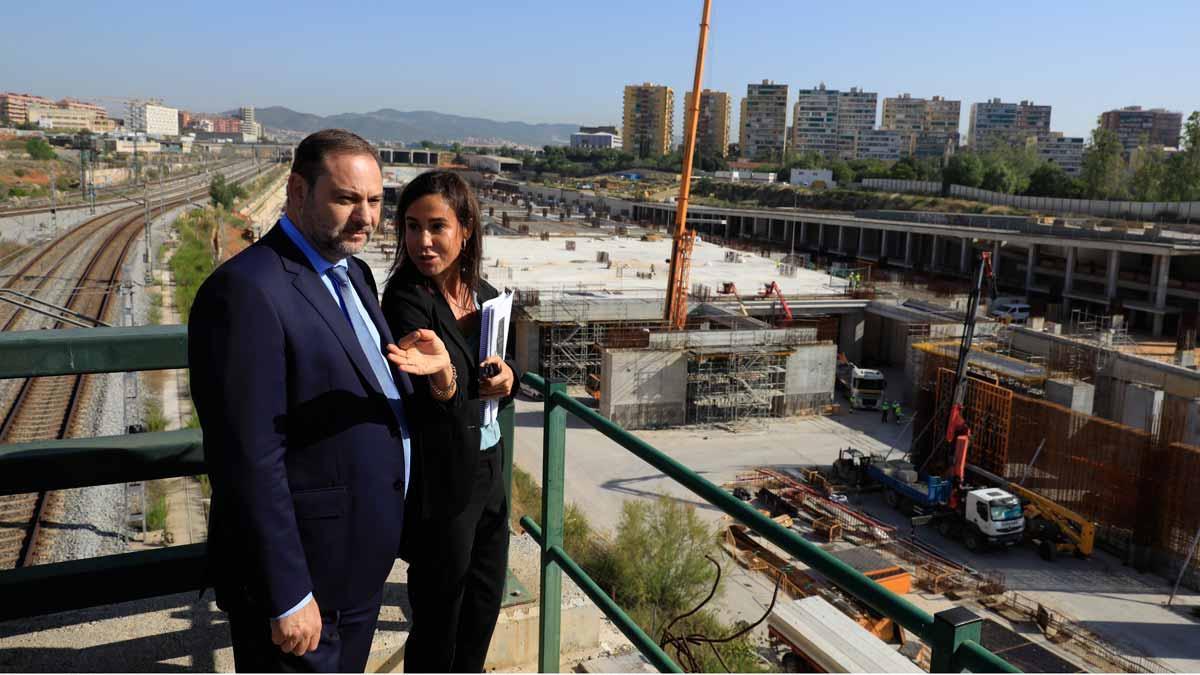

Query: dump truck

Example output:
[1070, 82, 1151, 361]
[834, 449, 1025, 552]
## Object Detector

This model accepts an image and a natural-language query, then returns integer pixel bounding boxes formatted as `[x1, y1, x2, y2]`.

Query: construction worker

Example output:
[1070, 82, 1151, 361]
[893, 401, 903, 424]
[881, 400, 890, 423]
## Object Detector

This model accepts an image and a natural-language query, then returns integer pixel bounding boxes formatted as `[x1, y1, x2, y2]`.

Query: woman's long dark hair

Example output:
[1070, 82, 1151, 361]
[387, 170, 483, 295]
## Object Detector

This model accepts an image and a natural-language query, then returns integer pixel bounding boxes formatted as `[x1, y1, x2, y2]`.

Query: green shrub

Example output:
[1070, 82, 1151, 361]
[25, 137, 56, 160]
[146, 482, 169, 531]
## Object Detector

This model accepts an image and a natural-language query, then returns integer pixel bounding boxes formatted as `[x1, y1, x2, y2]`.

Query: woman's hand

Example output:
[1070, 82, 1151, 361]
[479, 356, 514, 400]
[387, 329, 451, 377]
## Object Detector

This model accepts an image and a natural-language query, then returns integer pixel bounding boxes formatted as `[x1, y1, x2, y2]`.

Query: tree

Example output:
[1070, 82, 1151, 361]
[1026, 163, 1077, 197]
[888, 157, 918, 180]
[25, 137, 56, 160]
[942, 152, 984, 189]
[608, 497, 718, 637]
[209, 173, 247, 210]
[981, 162, 1018, 193]
[1129, 145, 1167, 201]
[1163, 112, 1200, 201]
[1080, 127, 1125, 199]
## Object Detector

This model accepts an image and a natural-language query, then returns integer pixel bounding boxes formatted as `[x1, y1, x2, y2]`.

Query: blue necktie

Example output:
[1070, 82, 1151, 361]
[326, 266, 410, 431]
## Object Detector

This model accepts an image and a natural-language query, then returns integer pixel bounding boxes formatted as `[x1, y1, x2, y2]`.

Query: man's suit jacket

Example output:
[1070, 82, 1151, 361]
[188, 223, 409, 617]
[381, 265, 520, 529]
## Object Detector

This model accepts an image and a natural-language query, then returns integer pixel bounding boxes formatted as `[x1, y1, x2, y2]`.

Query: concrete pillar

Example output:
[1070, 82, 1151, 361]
[1105, 249, 1120, 301]
[1148, 256, 1160, 302]
[931, 235, 941, 269]
[959, 239, 971, 273]
[1121, 383, 1163, 436]
[854, 227, 863, 256]
[800, 222, 808, 246]
[1045, 378, 1094, 415]
[881, 230, 890, 258]
[1026, 246, 1037, 294]
[1153, 255, 1171, 336]
[818, 223, 826, 249]
[837, 225, 845, 252]
[905, 232, 914, 266]
[1064, 247, 1076, 296]
[992, 241, 1001, 277]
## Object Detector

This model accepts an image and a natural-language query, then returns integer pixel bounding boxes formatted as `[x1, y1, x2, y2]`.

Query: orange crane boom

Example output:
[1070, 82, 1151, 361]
[664, 0, 713, 330]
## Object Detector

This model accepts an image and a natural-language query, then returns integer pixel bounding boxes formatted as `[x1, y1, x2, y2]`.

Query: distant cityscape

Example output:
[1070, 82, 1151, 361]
[1, 83, 1188, 179]
[566, 81, 1188, 180]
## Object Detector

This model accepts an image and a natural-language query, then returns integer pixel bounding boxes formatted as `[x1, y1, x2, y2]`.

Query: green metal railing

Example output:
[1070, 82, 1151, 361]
[0, 327, 1017, 672]
[0, 326, 536, 620]
[517, 372, 1019, 673]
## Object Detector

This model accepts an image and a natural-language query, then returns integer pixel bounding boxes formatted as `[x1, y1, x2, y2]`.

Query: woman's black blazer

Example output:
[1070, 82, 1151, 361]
[381, 265, 521, 525]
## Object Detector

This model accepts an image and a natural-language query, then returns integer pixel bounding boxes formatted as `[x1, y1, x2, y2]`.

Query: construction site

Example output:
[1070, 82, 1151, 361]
[482, 182, 1200, 671]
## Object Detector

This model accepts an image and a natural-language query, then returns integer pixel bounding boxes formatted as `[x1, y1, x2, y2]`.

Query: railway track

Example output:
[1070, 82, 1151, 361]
[0, 160, 244, 219]
[0, 164, 261, 569]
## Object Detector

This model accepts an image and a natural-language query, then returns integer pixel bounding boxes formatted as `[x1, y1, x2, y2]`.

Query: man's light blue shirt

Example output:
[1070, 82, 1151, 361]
[274, 215, 411, 619]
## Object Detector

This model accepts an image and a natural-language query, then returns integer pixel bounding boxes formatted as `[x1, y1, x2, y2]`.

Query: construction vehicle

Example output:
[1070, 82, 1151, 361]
[718, 281, 750, 317]
[761, 280, 794, 322]
[834, 449, 1024, 552]
[967, 464, 1095, 561]
[834, 251, 1026, 552]
[835, 356, 887, 410]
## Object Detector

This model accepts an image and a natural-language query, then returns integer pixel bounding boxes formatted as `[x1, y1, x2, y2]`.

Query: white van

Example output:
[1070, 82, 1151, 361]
[989, 297, 1031, 323]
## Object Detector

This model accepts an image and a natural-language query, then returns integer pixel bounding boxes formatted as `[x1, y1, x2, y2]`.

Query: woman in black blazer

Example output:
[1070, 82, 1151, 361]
[380, 171, 520, 673]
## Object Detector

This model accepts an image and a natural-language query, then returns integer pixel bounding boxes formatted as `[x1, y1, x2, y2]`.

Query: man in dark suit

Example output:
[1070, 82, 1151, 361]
[189, 129, 441, 672]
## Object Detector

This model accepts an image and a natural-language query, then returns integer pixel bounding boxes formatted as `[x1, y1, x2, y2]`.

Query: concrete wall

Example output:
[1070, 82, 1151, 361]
[838, 310, 865, 364]
[1120, 383, 1164, 435]
[514, 317, 540, 377]
[599, 348, 687, 429]
[780, 342, 836, 414]
[863, 178, 1200, 221]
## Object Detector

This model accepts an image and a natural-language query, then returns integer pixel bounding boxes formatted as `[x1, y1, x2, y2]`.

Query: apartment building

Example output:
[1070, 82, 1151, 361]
[882, 93, 961, 160]
[969, 99, 1051, 151]
[791, 84, 877, 160]
[1, 92, 55, 125]
[684, 89, 731, 158]
[1100, 106, 1183, 153]
[129, 101, 180, 137]
[739, 80, 789, 161]
[1028, 133, 1085, 176]
[853, 129, 910, 162]
[623, 83, 674, 158]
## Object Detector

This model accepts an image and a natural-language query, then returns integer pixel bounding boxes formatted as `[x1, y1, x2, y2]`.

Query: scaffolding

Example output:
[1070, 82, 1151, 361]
[686, 347, 789, 424]
[534, 293, 664, 389]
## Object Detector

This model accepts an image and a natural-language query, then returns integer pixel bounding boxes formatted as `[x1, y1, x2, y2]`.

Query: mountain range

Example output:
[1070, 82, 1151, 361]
[242, 106, 580, 147]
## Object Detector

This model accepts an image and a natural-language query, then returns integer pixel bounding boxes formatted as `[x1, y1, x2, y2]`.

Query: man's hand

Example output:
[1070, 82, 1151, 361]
[270, 597, 322, 657]
[387, 329, 451, 376]
[479, 356, 514, 400]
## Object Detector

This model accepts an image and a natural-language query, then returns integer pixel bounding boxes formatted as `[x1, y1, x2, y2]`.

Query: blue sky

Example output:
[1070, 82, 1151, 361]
[2, 0, 1197, 140]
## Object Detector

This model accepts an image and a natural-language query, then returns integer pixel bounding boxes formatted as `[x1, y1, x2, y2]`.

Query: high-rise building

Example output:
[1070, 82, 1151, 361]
[1099, 106, 1183, 153]
[791, 84, 878, 160]
[684, 89, 732, 158]
[968, 99, 1051, 151]
[1027, 133, 1084, 176]
[738, 80, 789, 161]
[0, 92, 55, 125]
[129, 101, 180, 137]
[881, 93, 926, 133]
[791, 84, 840, 158]
[239, 106, 260, 137]
[622, 83, 674, 158]
[881, 94, 961, 159]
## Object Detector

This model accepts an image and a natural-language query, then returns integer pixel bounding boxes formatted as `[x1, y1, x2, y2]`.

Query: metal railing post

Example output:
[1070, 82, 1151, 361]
[538, 380, 567, 673]
[929, 606, 983, 673]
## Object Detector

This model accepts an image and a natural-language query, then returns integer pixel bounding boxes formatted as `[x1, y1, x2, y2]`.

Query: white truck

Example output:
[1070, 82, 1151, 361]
[836, 360, 887, 410]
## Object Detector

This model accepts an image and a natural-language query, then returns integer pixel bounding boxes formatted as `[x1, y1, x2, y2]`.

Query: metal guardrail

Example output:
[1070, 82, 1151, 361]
[0, 327, 1018, 672]
[519, 371, 1020, 673]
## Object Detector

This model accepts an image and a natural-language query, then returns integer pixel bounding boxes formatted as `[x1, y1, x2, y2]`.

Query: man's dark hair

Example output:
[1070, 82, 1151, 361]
[388, 170, 483, 294]
[290, 128, 380, 187]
